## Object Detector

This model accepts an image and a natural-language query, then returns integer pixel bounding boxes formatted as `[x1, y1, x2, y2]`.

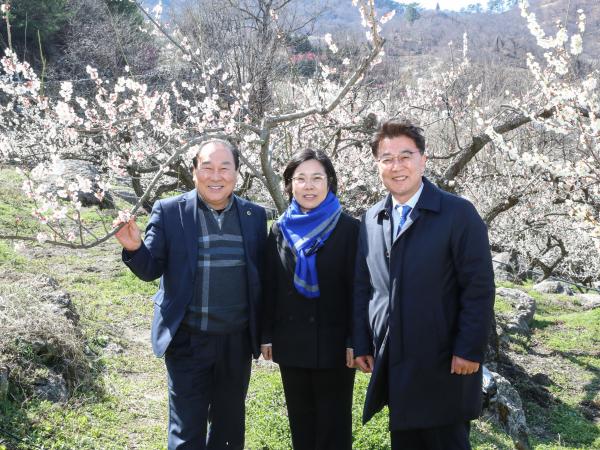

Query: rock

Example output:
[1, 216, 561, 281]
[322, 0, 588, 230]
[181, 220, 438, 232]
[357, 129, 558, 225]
[533, 280, 573, 296]
[493, 252, 520, 282]
[104, 342, 124, 355]
[112, 189, 139, 207]
[0, 366, 9, 401]
[32, 275, 59, 290]
[496, 288, 536, 335]
[531, 372, 553, 387]
[46, 159, 114, 208]
[33, 370, 68, 403]
[482, 366, 496, 401]
[482, 367, 531, 450]
[577, 293, 600, 310]
[41, 291, 79, 324]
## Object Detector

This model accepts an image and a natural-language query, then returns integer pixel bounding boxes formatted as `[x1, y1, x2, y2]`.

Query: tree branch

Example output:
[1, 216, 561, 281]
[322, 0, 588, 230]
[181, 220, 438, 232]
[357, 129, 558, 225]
[440, 107, 555, 192]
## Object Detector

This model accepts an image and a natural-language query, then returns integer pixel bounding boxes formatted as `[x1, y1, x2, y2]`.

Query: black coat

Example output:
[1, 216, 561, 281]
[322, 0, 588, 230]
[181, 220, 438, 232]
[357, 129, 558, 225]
[353, 178, 495, 430]
[262, 212, 359, 369]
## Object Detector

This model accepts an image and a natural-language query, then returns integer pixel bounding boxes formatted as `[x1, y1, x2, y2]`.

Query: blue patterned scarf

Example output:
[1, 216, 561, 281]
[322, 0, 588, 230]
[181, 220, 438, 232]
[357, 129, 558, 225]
[278, 192, 342, 298]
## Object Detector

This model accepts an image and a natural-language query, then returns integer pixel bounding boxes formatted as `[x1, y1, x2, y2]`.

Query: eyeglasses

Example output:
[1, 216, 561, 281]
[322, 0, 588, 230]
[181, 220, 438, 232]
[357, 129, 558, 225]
[292, 175, 327, 186]
[377, 151, 420, 167]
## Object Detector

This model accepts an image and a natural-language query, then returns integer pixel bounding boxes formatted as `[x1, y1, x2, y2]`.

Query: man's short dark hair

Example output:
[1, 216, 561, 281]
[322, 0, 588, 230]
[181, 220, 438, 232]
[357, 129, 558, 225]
[370, 119, 426, 157]
[192, 138, 240, 170]
[282, 149, 338, 202]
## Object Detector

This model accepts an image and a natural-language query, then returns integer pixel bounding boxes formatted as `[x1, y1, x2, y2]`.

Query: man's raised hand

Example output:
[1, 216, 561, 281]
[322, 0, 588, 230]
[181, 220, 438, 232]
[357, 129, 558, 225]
[115, 217, 142, 251]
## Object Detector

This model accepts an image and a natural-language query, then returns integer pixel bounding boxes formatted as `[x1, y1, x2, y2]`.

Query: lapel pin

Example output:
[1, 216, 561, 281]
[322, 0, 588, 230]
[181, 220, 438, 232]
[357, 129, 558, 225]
[247, 210, 252, 216]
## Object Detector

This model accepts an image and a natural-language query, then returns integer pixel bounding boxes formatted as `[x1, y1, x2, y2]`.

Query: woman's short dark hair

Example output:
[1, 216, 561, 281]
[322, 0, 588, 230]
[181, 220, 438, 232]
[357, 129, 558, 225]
[370, 119, 426, 157]
[282, 149, 338, 201]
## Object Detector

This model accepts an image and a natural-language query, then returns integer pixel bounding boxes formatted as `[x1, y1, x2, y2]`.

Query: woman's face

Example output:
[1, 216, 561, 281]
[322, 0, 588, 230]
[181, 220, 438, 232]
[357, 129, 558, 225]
[291, 159, 329, 213]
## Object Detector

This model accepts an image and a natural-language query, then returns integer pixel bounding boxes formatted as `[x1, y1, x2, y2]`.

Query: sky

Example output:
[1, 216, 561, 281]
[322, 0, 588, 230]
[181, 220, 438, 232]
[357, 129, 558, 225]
[414, 0, 487, 10]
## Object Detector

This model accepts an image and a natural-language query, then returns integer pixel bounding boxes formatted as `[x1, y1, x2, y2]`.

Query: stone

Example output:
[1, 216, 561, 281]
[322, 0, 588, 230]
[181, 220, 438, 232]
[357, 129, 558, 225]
[496, 288, 536, 335]
[104, 342, 124, 356]
[0, 366, 9, 401]
[482, 367, 531, 450]
[533, 280, 574, 296]
[577, 293, 600, 310]
[46, 159, 114, 208]
[41, 291, 79, 324]
[492, 252, 519, 282]
[33, 370, 68, 403]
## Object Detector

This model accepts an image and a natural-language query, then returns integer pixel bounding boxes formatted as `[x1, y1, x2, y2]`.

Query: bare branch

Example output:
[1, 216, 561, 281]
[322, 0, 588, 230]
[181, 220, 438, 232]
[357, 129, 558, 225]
[440, 107, 555, 192]
[483, 194, 521, 225]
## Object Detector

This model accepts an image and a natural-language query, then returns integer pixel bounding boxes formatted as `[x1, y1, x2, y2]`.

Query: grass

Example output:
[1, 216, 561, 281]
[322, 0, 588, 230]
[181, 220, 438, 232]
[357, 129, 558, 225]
[498, 283, 600, 449]
[494, 296, 514, 314]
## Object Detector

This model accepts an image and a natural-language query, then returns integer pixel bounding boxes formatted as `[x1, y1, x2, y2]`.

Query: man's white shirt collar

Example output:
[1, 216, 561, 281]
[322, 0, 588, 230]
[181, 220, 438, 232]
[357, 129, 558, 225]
[392, 182, 424, 210]
[391, 182, 423, 237]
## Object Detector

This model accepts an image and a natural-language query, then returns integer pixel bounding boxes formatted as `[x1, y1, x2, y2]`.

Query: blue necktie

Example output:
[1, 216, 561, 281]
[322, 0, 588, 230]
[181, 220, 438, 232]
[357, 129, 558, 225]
[396, 205, 412, 236]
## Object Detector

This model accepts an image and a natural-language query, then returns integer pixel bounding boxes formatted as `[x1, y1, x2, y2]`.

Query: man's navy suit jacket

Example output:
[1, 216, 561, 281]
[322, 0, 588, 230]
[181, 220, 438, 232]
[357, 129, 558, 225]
[353, 177, 495, 430]
[123, 189, 267, 358]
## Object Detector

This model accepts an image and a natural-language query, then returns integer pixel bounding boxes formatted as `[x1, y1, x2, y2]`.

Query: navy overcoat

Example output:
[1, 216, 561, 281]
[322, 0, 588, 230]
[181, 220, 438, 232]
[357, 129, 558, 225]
[353, 177, 495, 430]
[122, 189, 267, 358]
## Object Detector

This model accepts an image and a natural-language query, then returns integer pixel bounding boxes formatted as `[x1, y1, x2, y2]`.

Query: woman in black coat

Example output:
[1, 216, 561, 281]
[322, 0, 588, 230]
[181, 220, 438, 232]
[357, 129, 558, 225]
[261, 149, 359, 450]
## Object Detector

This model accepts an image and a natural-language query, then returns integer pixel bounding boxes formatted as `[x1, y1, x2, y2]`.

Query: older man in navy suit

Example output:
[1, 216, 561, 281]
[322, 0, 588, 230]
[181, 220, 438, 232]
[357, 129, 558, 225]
[115, 139, 267, 450]
[353, 120, 495, 450]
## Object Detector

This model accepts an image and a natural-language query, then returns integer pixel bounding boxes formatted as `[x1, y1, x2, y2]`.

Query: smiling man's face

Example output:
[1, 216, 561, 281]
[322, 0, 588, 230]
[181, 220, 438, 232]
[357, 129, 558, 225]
[377, 135, 427, 204]
[193, 142, 238, 210]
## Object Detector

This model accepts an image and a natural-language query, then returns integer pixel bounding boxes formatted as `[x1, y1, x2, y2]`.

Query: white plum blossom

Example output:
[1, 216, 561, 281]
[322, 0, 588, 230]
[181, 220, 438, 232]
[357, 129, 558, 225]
[55, 102, 76, 125]
[59, 82, 73, 102]
[86, 65, 99, 81]
[570, 34, 583, 55]
[323, 33, 338, 54]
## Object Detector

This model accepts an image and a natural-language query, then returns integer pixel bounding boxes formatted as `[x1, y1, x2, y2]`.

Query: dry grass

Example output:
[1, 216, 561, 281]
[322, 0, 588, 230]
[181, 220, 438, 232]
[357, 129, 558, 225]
[0, 271, 92, 401]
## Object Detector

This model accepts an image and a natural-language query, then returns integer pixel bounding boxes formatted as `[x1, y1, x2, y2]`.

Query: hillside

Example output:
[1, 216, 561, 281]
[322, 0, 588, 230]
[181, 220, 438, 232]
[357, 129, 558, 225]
[296, 0, 600, 66]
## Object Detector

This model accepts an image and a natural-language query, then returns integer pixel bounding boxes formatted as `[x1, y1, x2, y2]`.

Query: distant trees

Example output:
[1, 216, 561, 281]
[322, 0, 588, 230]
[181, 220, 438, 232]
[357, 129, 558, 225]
[0, 0, 156, 86]
[487, 0, 518, 14]
[0, 0, 69, 63]
[462, 4, 484, 14]
[404, 4, 420, 24]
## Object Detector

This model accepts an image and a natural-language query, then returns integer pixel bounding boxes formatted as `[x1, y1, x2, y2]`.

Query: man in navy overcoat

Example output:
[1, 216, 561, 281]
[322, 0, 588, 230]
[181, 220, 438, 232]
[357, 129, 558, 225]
[353, 120, 495, 449]
[115, 139, 267, 449]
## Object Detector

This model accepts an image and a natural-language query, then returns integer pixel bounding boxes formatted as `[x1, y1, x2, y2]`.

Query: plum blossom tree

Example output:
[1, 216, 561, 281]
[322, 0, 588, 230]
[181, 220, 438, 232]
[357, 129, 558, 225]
[0, 0, 598, 284]
[0, 0, 387, 246]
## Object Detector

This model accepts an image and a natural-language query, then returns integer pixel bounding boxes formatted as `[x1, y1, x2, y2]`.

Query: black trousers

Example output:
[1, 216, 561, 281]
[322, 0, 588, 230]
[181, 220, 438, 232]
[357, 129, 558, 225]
[391, 421, 471, 450]
[279, 365, 355, 450]
[164, 327, 252, 450]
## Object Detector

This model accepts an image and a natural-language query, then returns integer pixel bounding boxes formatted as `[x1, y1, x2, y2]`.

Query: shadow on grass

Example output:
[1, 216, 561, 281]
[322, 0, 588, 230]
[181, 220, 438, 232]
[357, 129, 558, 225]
[498, 350, 599, 448]
[530, 317, 555, 330]
[557, 350, 600, 426]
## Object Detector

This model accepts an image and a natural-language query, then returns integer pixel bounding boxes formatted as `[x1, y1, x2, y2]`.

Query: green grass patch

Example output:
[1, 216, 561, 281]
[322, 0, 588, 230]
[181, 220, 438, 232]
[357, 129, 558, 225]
[0, 240, 27, 268]
[245, 367, 291, 449]
[494, 296, 513, 314]
[471, 419, 515, 449]
[496, 280, 519, 289]
[526, 401, 600, 449]
[534, 309, 600, 354]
